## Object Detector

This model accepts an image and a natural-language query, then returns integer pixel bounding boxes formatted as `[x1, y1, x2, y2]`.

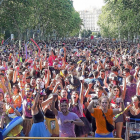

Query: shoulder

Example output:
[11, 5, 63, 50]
[68, 112, 79, 118]
[108, 109, 113, 115]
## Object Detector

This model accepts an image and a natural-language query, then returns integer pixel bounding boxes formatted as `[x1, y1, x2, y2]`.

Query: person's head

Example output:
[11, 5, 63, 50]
[71, 91, 79, 102]
[95, 86, 103, 98]
[93, 71, 99, 78]
[60, 98, 69, 114]
[4, 93, 10, 103]
[30, 77, 36, 87]
[100, 69, 105, 79]
[123, 68, 130, 77]
[19, 71, 23, 80]
[105, 61, 111, 70]
[7, 70, 13, 81]
[38, 95, 44, 105]
[26, 76, 31, 84]
[112, 85, 121, 97]
[43, 61, 48, 68]
[25, 88, 33, 98]
[127, 75, 134, 83]
[0, 101, 5, 115]
[0, 92, 4, 102]
[132, 95, 140, 108]
[111, 66, 118, 76]
[53, 62, 58, 69]
[99, 96, 110, 110]
[126, 62, 133, 69]
[0, 67, 5, 74]
[60, 89, 68, 98]
[12, 84, 20, 94]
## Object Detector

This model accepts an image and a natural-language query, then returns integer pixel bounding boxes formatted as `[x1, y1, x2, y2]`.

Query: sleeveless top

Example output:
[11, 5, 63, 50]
[45, 109, 55, 119]
[124, 83, 136, 107]
[128, 110, 140, 123]
[69, 103, 83, 117]
[33, 108, 44, 123]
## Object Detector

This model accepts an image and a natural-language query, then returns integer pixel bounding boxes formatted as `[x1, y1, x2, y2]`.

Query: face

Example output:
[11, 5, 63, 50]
[113, 88, 120, 96]
[60, 102, 68, 114]
[1, 70, 5, 74]
[44, 62, 48, 68]
[26, 78, 31, 83]
[5, 94, 10, 103]
[101, 98, 109, 110]
[100, 72, 105, 79]
[0, 102, 4, 114]
[71, 92, 79, 101]
[123, 71, 130, 77]
[13, 85, 18, 94]
[39, 96, 44, 104]
[132, 97, 139, 106]
[26, 90, 33, 98]
[61, 90, 68, 98]
[53, 64, 58, 69]
[19, 73, 23, 80]
[0, 93, 3, 101]
[96, 88, 102, 98]
[30, 79, 36, 87]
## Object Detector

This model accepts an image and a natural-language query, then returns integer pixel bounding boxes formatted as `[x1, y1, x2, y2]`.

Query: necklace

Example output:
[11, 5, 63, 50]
[27, 97, 34, 111]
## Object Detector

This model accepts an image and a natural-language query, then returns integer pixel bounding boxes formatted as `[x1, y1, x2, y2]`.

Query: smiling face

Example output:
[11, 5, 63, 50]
[71, 92, 79, 102]
[26, 90, 33, 98]
[60, 90, 68, 98]
[113, 88, 120, 97]
[60, 102, 68, 114]
[5, 94, 10, 103]
[100, 97, 109, 110]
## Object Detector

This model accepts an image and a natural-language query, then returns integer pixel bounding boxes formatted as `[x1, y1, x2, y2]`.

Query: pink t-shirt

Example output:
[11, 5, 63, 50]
[56, 111, 79, 137]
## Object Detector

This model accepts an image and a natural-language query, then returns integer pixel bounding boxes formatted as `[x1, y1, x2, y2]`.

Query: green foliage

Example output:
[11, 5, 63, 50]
[98, 0, 140, 40]
[0, 0, 82, 40]
[81, 29, 92, 38]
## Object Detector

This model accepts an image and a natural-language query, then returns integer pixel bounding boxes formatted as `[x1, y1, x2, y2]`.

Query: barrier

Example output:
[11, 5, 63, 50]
[4, 137, 123, 140]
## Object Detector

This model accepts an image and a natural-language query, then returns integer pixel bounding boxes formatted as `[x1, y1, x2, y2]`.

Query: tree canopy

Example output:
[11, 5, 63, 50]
[0, 0, 82, 40]
[98, 0, 140, 41]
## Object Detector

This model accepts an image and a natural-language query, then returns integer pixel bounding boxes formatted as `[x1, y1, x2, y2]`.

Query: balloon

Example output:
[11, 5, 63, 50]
[1, 40, 4, 45]
[30, 38, 41, 53]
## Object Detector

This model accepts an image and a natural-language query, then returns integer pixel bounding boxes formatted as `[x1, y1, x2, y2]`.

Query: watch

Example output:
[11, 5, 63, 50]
[71, 120, 74, 123]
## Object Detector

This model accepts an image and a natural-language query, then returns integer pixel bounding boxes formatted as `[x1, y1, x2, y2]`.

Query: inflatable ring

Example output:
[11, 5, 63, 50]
[2, 116, 23, 137]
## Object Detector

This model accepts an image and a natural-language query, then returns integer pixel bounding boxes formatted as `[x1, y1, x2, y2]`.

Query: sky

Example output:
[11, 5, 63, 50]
[73, 0, 105, 11]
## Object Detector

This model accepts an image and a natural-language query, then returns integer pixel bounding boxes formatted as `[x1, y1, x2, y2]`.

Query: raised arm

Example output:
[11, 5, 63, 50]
[79, 81, 84, 104]
[122, 77, 126, 100]
[87, 100, 94, 113]
[51, 94, 58, 116]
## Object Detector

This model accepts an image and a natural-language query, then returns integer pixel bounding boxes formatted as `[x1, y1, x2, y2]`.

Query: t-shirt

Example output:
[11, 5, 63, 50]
[56, 111, 79, 137]
[91, 108, 113, 134]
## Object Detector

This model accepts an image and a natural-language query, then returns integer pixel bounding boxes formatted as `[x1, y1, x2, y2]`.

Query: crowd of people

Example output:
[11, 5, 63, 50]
[0, 38, 140, 140]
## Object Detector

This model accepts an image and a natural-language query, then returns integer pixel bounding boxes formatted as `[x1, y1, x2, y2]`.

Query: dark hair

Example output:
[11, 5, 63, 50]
[93, 71, 99, 78]
[13, 84, 20, 93]
[112, 85, 122, 97]
[111, 66, 118, 72]
[123, 68, 130, 73]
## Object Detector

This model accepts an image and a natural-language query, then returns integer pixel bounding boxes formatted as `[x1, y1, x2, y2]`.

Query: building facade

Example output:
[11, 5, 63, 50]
[79, 8, 101, 32]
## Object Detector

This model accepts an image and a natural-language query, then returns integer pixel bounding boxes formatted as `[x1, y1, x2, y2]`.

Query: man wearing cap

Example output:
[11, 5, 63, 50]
[52, 94, 84, 137]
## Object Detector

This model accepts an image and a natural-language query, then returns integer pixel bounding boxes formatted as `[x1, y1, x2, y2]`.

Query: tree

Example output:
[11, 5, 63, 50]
[98, 0, 140, 41]
[0, 0, 82, 41]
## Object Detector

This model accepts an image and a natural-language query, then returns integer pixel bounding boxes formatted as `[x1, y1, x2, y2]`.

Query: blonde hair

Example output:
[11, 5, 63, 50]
[98, 96, 110, 109]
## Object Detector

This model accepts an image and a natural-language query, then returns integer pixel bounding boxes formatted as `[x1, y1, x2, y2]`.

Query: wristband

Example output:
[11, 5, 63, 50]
[71, 120, 74, 124]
